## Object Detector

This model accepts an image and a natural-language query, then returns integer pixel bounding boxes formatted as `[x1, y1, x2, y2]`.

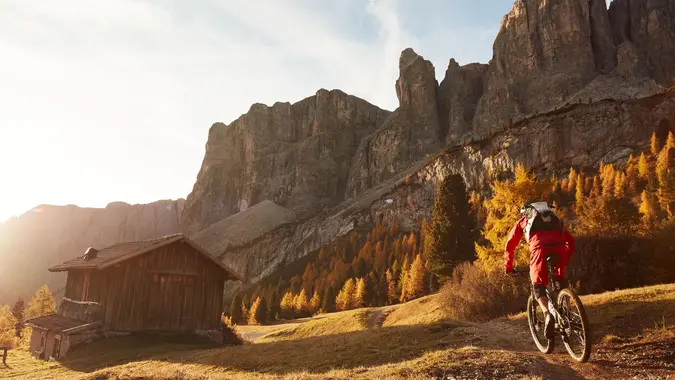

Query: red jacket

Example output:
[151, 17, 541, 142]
[504, 217, 575, 272]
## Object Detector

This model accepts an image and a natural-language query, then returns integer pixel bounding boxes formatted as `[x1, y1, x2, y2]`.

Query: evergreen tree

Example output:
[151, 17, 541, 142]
[11, 298, 24, 325]
[267, 292, 280, 321]
[25, 285, 56, 319]
[568, 167, 578, 193]
[294, 289, 309, 317]
[404, 254, 427, 301]
[614, 172, 626, 198]
[575, 173, 585, 206]
[336, 278, 356, 311]
[354, 277, 367, 309]
[280, 291, 295, 319]
[309, 290, 321, 315]
[639, 190, 658, 227]
[656, 143, 674, 217]
[424, 174, 475, 279]
[385, 269, 399, 305]
[651, 132, 660, 156]
[248, 297, 268, 325]
[638, 152, 649, 180]
[229, 293, 243, 324]
[0, 305, 18, 349]
[321, 286, 336, 313]
[476, 164, 552, 270]
[241, 299, 250, 325]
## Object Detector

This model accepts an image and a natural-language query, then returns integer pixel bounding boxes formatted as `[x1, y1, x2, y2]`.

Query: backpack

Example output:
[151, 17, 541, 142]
[523, 202, 563, 241]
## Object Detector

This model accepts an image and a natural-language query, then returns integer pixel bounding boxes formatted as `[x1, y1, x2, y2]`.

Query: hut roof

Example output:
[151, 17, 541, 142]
[48, 234, 243, 281]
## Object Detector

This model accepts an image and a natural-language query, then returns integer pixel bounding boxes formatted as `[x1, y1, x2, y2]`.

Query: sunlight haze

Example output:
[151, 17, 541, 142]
[0, 0, 514, 222]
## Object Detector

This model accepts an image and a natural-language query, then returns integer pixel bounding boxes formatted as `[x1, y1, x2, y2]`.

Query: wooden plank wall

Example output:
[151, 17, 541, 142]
[73, 241, 225, 331]
[64, 271, 86, 300]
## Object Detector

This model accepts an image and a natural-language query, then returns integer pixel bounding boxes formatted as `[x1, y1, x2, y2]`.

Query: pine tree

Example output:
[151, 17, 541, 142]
[321, 286, 336, 313]
[25, 285, 56, 319]
[476, 164, 552, 270]
[248, 297, 268, 325]
[568, 167, 578, 193]
[241, 299, 250, 325]
[309, 290, 321, 315]
[335, 279, 356, 311]
[301, 264, 316, 294]
[656, 143, 674, 217]
[293, 289, 309, 317]
[268, 292, 280, 321]
[398, 256, 411, 303]
[373, 241, 387, 274]
[385, 269, 399, 305]
[354, 278, 367, 309]
[424, 174, 475, 279]
[651, 132, 660, 156]
[281, 291, 296, 319]
[229, 293, 243, 324]
[613, 172, 626, 198]
[639, 190, 657, 227]
[638, 152, 649, 180]
[666, 131, 675, 150]
[575, 174, 585, 206]
[405, 254, 427, 301]
[11, 298, 24, 325]
[601, 164, 616, 199]
[0, 305, 18, 349]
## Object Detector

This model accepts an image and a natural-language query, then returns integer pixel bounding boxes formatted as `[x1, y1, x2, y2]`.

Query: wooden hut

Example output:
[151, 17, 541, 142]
[47, 233, 242, 332]
[25, 298, 102, 360]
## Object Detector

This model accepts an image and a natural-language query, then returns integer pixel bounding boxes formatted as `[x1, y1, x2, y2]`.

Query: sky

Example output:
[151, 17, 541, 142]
[0, 0, 516, 222]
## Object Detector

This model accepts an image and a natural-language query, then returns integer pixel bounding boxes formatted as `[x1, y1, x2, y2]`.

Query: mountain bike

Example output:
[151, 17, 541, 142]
[513, 254, 591, 362]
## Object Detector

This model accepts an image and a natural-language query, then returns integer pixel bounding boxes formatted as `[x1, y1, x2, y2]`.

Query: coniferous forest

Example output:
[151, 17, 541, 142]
[232, 132, 675, 324]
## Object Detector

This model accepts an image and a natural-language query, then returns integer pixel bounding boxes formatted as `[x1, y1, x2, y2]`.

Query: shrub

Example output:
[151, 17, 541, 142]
[220, 316, 245, 346]
[439, 263, 528, 322]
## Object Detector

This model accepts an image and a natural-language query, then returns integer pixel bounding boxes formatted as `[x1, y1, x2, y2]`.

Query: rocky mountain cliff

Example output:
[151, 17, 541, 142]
[181, 90, 390, 235]
[0, 200, 184, 304]
[184, 0, 675, 290]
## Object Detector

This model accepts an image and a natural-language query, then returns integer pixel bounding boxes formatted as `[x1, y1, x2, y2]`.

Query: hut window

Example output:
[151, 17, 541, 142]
[40, 334, 45, 348]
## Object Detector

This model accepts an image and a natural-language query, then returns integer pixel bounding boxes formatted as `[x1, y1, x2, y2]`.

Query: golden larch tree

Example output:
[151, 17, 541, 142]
[25, 285, 56, 319]
[335, 279, 356, 311]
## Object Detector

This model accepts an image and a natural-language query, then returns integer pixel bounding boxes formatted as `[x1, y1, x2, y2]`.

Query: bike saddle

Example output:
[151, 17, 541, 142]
[546, 254, 560, 266]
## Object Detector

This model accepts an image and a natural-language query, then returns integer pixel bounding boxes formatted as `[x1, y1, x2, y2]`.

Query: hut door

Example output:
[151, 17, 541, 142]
[52, 335, 61, 359]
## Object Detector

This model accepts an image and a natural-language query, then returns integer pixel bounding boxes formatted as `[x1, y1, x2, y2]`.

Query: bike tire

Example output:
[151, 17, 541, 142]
[527, 295, 554, 354]
[558, 288, 591, 362]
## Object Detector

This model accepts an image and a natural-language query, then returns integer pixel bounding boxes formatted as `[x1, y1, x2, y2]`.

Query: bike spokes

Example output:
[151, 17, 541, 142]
[527, 295, 554, 354]
[558, 289, 591, 362]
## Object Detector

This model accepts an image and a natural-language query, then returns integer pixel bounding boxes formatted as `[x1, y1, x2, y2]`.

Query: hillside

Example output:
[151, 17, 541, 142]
[181, 0, 675, 295]
[0, 200, 184, 304]
[2, 283, 673, 379]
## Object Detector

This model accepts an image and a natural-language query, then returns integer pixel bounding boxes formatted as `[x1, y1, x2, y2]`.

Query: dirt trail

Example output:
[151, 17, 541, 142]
[366, 306, 396, 329]
[475, 320, 675, 379]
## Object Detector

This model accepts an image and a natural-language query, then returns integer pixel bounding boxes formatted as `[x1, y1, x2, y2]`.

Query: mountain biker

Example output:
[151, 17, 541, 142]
[504, 201, 575, 339]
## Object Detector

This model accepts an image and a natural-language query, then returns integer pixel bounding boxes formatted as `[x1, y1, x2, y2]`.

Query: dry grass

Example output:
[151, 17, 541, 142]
[439, 262, 528, 322]
[3, 283, 674, 380]
[382, 295, 447, 327]
[258, 308, 370, 342]
[507, 283, 675, 343]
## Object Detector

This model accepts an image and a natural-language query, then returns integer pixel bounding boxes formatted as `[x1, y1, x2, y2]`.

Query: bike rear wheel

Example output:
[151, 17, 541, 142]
[558, 288, 591, 362]
[527, 295, 554, 354]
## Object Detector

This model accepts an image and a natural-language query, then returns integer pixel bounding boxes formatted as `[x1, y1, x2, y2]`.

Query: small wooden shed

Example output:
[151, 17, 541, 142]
[25, 298, 102, 360]
[48, 233, 242, 332]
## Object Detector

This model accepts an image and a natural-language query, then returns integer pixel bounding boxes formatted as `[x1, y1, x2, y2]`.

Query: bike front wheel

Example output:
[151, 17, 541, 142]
[527, 295, 554, 354]
[558, 288, 591, 362]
